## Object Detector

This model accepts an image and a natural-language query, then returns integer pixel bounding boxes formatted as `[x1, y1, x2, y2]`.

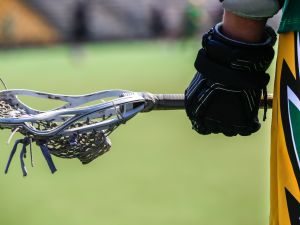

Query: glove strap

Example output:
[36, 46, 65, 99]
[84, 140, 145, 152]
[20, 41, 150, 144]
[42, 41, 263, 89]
[195, 49, 270, 89]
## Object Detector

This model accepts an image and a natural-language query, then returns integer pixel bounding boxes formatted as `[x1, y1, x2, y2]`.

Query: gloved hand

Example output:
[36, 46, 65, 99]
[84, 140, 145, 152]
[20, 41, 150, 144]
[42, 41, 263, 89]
[185, 23, 276, 136]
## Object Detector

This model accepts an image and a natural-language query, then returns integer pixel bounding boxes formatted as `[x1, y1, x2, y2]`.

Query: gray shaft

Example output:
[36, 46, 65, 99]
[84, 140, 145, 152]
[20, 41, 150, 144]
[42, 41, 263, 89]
[152, 94, 185, 110]
[151, 94, 273, 110]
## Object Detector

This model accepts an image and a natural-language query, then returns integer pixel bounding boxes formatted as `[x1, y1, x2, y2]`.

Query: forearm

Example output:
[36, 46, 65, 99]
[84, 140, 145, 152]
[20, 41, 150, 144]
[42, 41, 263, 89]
[222, 10, 267, 43]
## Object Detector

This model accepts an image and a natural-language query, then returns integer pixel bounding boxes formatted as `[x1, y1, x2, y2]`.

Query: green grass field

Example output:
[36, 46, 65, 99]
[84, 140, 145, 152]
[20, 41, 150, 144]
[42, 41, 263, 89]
[0, 41, 275, 225]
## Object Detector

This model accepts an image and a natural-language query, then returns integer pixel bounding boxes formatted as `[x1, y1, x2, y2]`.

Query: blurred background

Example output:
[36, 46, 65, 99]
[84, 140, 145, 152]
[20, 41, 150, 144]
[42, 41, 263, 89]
[0, 0, 224, 45]
[0, 1, 281, 225]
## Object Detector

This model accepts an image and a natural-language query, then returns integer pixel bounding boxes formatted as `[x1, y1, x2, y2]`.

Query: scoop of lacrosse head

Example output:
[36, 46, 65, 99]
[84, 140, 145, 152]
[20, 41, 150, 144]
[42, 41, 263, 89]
[0, 89, 146, 175]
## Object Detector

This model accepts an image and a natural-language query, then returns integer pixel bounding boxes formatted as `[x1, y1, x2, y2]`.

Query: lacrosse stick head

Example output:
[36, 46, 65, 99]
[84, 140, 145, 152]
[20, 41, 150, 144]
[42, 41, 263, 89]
[0, 89, 146, 175]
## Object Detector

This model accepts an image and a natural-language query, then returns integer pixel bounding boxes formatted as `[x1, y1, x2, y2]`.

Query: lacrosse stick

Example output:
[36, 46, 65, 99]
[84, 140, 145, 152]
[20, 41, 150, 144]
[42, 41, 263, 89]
[0, 89, 273, 176]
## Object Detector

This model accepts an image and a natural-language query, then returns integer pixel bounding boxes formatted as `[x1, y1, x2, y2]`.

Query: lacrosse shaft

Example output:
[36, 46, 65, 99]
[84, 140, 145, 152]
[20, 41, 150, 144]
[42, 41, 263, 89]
[152, 94, 273, 110]
[152, 94, 185, 110]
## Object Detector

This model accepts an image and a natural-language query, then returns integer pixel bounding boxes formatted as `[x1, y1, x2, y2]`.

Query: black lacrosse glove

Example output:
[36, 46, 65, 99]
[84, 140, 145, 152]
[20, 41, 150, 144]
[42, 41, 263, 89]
[185, 23, 276, 136]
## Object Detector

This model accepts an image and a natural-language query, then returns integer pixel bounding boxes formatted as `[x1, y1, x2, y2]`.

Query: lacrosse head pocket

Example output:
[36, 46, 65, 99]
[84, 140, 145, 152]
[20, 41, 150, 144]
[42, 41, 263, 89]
[0, 89, 146, 175]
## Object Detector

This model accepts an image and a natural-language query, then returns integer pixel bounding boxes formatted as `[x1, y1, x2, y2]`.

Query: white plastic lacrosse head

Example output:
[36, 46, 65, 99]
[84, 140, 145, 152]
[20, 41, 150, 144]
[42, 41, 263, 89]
[0, 89, 146, 138]
[0, 89, 147, 174]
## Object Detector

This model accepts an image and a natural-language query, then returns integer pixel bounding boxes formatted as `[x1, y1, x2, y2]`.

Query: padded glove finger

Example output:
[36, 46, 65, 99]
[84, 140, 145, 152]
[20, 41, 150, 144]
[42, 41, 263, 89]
[185, 73, 261, 136]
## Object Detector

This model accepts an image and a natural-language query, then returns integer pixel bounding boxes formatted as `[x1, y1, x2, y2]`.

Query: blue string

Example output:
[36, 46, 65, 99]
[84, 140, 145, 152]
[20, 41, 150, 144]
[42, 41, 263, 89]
[5, 139, 23, 174]
[39, 143, 57, 174]
[20, 144, 28, 177]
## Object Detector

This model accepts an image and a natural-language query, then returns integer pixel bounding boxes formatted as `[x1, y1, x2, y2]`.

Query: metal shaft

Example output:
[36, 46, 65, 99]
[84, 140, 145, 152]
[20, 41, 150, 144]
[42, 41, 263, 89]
[153, 94, 273, 110]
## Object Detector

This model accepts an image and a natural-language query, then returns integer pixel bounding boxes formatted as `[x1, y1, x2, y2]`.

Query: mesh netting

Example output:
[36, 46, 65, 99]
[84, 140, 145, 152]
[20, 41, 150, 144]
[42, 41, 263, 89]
[0, 99, 112, 164]
[0, 100, 26, 118]
[46, 131, 111, 164]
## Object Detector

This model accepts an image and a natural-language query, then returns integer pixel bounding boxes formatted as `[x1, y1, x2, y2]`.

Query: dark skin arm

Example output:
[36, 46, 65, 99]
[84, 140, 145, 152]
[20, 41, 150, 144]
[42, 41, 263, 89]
[222, 11, 267, 43]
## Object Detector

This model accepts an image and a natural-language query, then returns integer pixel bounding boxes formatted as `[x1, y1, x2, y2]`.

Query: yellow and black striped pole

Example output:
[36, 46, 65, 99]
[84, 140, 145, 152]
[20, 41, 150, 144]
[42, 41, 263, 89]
[270, 32, 300, 225]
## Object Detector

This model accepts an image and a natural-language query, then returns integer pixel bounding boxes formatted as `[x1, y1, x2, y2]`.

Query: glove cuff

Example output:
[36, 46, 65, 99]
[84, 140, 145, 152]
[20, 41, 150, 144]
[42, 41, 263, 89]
[206, 23, 277, 48]
[194, 23, 276, 89]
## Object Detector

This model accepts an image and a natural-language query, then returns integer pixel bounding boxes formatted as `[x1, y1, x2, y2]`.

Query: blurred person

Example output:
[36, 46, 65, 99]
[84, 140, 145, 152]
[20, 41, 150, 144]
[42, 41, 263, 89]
[184, 0, 300, 224]
[149, 7, 166, 38]
[71, 0, 89, 64]
[1, 15, 14, 46]
[72, 0, 88, 42]
[182, 0, 201, 40]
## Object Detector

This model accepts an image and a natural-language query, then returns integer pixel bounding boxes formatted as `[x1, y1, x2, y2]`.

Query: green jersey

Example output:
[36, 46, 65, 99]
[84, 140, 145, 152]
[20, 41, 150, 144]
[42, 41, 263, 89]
[279, 0, 300, 32]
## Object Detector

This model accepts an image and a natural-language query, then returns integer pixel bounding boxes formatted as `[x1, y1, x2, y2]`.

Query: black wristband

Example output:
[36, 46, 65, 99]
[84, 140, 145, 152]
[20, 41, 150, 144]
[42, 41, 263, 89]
[205, 23, 277, 49]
